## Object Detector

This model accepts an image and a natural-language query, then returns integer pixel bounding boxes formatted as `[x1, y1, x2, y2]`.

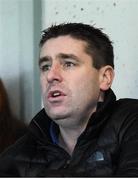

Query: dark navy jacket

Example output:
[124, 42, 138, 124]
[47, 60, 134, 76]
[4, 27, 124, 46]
[0, 89, 138, 177]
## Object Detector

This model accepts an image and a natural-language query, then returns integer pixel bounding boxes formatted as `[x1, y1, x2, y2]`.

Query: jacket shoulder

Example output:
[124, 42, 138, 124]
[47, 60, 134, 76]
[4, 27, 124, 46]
[111, 99, 138, 176]
[117, 98, 138, 108]
[112, 98, 138, 121]
[107, 98, 138, 142]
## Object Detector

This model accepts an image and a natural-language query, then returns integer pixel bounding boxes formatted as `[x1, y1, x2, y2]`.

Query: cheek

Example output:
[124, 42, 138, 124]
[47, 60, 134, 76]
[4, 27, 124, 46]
[69, 77, 86, 98]
[40, 76, 47, 94]
[70, 75, 100, 100]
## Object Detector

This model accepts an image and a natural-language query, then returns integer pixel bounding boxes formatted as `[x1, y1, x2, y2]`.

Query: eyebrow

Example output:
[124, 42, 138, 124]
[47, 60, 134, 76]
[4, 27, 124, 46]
[57, 53, 80, 62]
[39, 56, 52, 66]
[39, 53, 80, 66]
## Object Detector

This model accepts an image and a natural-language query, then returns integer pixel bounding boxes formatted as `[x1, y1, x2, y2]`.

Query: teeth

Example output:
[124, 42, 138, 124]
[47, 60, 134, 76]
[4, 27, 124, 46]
[52, 92, 61, 97]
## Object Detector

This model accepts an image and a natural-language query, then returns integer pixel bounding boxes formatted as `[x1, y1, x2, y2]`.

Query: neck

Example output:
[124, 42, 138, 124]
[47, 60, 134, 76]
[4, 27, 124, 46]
[56, 100, 102, 155]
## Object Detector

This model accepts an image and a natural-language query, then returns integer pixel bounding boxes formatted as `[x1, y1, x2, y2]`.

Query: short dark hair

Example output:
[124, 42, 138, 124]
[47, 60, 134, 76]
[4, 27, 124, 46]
[40, 23, 114, 69]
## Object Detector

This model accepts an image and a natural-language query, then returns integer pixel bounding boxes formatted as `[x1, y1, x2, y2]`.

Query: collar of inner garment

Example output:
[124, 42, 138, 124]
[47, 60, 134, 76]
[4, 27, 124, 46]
[50, 121, 59, 145]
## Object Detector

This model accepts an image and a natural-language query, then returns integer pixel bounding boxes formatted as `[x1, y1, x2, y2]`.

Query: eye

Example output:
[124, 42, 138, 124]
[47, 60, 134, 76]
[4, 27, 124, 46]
[40, 64, 51, 72]
[64, 61, 76, 68]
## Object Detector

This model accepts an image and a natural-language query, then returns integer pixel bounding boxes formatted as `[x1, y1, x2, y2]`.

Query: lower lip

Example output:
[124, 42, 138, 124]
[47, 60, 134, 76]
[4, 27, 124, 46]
[48, 95, 66, 103]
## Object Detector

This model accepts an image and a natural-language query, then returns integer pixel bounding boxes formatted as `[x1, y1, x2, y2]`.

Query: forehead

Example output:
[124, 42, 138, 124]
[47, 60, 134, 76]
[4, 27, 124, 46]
[40, 35, 88, 58]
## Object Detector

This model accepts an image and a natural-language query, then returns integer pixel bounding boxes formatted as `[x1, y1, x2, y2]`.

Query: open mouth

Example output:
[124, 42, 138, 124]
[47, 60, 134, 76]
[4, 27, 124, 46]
[48, 90, 66, 99]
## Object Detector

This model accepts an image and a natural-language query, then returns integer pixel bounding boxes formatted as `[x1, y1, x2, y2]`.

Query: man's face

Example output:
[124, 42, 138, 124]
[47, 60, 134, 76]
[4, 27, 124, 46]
[39, 35, 102, 126]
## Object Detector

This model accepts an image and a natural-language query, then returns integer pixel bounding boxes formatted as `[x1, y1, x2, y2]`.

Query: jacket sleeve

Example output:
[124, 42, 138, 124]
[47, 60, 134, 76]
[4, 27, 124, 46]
[115, 114, 138, 176]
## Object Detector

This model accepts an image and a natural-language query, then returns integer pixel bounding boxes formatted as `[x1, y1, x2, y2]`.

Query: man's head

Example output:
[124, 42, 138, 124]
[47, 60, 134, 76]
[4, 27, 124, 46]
[39, 23, 114, 128]
[40, 23, 114, 70]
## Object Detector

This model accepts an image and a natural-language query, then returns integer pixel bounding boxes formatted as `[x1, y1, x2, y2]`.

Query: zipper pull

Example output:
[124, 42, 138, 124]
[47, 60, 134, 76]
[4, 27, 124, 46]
[63, 159, 71, 169]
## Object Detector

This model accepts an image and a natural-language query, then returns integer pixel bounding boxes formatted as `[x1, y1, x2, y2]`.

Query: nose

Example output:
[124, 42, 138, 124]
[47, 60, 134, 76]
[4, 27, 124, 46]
[47, 63, 63, 83]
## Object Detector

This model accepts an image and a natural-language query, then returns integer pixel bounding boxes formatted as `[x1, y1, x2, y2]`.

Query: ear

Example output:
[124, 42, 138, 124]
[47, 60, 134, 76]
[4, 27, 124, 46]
[99, 66, 114, 91]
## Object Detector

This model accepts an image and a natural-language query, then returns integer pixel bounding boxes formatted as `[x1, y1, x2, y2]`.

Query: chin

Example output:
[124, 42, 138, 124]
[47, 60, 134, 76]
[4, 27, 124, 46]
[48, 111, 70, 121]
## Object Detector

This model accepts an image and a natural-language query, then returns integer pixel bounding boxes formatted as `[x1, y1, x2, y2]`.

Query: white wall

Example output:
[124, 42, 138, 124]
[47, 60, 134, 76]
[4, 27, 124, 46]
[42, 0, 138, 99]
[0, 0, 22, 119]
[0, 0, 41, 123]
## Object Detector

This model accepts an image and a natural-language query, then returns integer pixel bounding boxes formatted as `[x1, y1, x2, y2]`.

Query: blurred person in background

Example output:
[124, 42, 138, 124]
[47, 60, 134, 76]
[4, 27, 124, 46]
[0, 78, 27, 153]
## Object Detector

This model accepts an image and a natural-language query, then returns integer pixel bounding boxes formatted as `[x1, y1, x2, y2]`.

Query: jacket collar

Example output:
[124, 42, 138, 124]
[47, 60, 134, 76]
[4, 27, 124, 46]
[29, 88, 116, 144]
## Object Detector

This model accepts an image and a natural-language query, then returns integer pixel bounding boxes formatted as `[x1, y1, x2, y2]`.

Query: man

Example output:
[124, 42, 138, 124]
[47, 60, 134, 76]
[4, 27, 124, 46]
[0, 23, 138, 177]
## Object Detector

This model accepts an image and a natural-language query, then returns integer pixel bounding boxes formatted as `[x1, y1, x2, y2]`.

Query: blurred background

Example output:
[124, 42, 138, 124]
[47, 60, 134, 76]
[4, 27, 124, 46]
[0, 0, 138, 124]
